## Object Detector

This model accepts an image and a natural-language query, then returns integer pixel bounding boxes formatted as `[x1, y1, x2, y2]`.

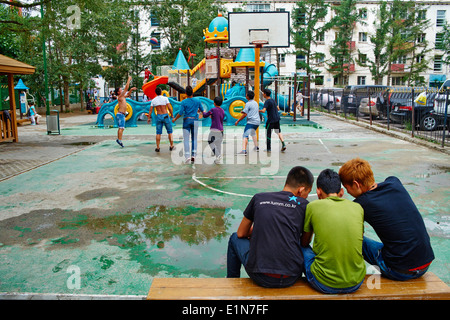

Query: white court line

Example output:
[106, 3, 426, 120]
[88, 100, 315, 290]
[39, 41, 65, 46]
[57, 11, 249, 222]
[192, 174, 317, 198]
[319, 138, 332, 154]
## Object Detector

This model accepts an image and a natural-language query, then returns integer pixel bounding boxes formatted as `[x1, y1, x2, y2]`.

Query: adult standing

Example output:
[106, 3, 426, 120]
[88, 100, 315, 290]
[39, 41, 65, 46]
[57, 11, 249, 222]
[148, 87, 174, 152]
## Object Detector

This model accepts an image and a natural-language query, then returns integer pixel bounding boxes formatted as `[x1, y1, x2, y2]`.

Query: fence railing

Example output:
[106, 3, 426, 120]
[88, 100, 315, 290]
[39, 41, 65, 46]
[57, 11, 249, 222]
[310, 87, 449, 148]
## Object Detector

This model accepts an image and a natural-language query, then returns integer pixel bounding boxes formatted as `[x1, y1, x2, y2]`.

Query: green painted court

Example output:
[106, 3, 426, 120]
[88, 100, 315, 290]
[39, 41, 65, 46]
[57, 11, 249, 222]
[0, 114, 448, 297]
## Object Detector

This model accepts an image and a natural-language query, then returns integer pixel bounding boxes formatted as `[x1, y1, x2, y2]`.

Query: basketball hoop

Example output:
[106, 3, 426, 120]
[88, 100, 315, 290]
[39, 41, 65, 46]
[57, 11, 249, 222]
[250, 40, 269, 46]
[228, 12, 290, 48]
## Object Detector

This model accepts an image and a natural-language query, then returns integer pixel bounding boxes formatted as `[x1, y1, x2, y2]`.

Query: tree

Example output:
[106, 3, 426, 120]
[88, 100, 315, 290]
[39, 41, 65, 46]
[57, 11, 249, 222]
[381, 0, 431, 86]
[327, 0, 359, 86]
[152, 0, 224, 64]
[292, 0, 331, 85]
[437, 23, 450, 66]
[1, 0, 133, 110]
[357, 0, 390, 85]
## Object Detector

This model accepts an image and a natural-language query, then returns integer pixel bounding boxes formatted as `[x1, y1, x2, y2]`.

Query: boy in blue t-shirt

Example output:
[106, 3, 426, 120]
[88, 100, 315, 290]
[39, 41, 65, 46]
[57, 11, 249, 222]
[172, 86, 204, 163]
[227, 166, 314, 288]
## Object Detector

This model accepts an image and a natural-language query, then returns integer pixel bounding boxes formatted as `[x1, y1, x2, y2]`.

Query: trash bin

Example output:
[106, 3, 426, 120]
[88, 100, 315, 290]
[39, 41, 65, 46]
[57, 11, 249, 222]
[47, 109, 60, 135]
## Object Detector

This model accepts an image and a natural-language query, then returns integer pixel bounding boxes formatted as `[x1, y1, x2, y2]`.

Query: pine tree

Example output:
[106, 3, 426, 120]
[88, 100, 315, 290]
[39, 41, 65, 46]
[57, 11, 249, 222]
[292, 0, 331, 85]
[327, 0, 359, 86]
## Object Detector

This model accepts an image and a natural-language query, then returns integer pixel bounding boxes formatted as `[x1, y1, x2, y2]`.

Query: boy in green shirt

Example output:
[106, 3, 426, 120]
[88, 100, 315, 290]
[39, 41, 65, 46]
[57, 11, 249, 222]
[301, 169, 366, 294]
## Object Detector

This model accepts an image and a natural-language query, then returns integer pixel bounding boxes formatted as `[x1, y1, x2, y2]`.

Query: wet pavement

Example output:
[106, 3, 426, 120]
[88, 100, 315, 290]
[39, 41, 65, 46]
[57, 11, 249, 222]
[0, 111, 449, 299]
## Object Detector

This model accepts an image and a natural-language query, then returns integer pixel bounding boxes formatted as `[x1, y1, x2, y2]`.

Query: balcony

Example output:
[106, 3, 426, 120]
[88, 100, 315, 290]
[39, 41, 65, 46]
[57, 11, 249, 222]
[391, 64, 405, 72]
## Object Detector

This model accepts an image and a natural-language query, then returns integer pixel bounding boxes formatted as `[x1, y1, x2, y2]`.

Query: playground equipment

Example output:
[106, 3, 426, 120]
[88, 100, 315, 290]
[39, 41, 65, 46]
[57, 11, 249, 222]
[97, 13, 297, 128]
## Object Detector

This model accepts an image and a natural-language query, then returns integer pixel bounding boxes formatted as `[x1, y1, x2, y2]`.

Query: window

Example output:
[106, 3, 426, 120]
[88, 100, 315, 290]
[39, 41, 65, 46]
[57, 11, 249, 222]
[150, 12, 159, 26]
[434, 55, 443, 72]
[437, 10, 446, 27]
[357, 76, 366, 85]
[417, 10, 426, 21]
[295, 8, 307, 25]
[279, 54, 286, 66]
[316, 31, 325, 42]
[393, 56, 407, 64]
[358, 32, 367, 42]
[435, 33, 444, 48]
[417, 33, 426, 43]
[314, 76, 324, 86]
[359, 53, 367, 64]
[416, 55, 425, 63]
[247, 3, 270, 12]
[315, 53, 325, 64]
[151, 32, 161, 50]
[359, 8, 367, 19]
[392, 77, 405, 86]
[296, 54, 306, 66]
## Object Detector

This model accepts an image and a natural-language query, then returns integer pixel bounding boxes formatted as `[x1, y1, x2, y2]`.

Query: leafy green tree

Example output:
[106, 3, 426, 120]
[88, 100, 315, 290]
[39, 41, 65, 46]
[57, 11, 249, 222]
[327, 0, 359, 86]
[292, 0, 331, 84]
[152, 0, 224, 64]
[356, 0, 390, 85]
[437, 23, 450, 66]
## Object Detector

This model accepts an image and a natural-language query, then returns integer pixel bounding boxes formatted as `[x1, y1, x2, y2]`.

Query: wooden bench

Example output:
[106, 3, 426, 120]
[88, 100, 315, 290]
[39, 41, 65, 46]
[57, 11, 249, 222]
[16, 118, 32, 125]
[147, 272, 450, 300]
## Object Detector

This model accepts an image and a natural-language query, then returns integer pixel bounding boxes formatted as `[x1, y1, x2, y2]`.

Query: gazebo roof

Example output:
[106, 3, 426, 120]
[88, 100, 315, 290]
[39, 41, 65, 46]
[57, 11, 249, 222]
[0, 54, 36, 75]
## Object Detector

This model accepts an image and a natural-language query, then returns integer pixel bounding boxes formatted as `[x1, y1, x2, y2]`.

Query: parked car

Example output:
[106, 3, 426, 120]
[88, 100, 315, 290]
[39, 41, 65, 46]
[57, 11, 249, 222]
[342, 85, 388, 115]
[359, 91, 385, 118]
[389, 89, 437, 130]
[316, 89, 343, 110]
[421, 80, 450, 131]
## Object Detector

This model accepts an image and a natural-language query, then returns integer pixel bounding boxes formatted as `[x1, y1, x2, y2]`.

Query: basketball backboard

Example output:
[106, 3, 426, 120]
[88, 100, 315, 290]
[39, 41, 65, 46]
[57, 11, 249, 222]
[228, 11, 290, 48]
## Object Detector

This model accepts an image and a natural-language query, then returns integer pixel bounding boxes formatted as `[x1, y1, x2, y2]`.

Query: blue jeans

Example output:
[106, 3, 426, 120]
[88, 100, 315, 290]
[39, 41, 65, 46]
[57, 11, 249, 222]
[362, 236, 429, 281]
[226, 233, 299, 288]
[301, 246, 363, 294]
[182, 119, 199, 158]
[156, 114, 173, 135]
[116, 113, 125, 129]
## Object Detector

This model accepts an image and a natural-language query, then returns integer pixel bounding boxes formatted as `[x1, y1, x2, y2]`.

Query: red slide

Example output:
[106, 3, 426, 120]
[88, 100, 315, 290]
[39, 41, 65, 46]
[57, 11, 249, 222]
[142, 76, 169, 99]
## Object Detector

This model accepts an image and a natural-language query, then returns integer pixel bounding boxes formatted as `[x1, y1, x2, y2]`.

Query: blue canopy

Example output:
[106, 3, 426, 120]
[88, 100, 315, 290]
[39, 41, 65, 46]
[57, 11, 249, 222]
[14, 78, 29, 90]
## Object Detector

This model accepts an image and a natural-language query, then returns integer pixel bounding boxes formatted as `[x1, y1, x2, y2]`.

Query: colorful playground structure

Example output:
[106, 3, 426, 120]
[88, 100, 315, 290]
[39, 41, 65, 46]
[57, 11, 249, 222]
[96, 14, 293, 128]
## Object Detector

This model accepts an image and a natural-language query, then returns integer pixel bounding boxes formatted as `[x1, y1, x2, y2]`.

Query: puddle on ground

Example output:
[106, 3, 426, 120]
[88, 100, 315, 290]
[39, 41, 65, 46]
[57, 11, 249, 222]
[63, 142, 97, 146]
[0, 205, 230, 250]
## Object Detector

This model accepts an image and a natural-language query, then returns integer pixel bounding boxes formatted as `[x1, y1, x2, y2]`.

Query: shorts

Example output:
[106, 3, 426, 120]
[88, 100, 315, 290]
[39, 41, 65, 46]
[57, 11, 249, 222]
[243, 123, 259, 138]
[266, 121, 281, 132]
[156, 114, 173, 135]
[116, 113, 126, 129]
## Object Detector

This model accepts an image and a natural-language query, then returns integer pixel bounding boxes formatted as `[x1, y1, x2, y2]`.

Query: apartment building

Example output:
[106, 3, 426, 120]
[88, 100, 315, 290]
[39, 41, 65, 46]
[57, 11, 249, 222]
[144, 0, 449, 88]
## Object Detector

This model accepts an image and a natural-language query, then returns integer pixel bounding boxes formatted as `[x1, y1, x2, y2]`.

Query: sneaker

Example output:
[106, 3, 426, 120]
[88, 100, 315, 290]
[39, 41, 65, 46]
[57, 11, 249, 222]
[155, 148, 160, 152]
[169, 145, 175, 151]
[253, 146, 259, 152]
[116, 139, 124, 148]
[184, 158, 191, 164]
[281, 143, 286, 152]
[237, 150, 247, 155]
[191, 157, 195, 163]
[214, 155, 222, 164]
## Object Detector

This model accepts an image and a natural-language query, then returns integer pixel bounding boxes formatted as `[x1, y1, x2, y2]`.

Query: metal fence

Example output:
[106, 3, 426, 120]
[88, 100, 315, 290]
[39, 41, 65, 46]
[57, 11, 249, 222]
[310, 86, 449, 148]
